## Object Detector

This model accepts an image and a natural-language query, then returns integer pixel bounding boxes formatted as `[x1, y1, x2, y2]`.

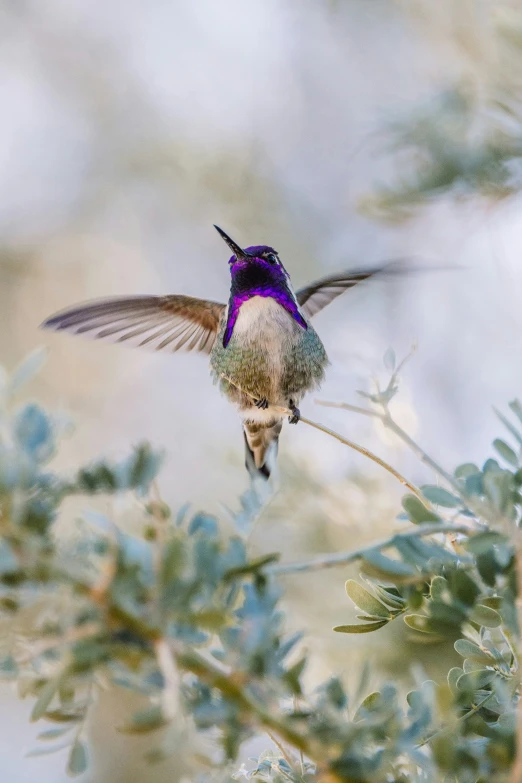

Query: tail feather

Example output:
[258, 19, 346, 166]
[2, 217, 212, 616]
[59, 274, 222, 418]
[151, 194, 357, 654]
[243, 419, 282, 481]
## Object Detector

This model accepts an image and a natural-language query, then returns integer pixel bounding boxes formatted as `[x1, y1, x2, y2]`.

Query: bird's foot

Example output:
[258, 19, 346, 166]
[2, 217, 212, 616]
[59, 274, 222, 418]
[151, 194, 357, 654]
[254, 397, 269, 410]
[288, 403, 300, 425]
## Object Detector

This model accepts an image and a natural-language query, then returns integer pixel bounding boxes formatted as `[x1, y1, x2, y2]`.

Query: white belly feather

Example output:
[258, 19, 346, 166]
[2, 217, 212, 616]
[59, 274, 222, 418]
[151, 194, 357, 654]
[232, 296, 301, 422]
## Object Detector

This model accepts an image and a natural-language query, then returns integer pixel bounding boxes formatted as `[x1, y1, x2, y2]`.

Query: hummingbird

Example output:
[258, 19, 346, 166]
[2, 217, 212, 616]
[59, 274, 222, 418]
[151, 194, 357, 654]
[41, 226, 388, 481]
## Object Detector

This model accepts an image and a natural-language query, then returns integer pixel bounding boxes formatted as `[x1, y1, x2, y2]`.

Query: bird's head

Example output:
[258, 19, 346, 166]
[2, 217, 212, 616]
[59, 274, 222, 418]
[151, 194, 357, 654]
[213, 225, 292, 297]
[214, 225, 306, 346]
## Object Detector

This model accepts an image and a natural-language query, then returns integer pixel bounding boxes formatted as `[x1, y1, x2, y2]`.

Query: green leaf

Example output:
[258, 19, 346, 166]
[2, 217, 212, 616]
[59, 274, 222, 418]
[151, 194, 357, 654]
[31, 671, 65, 722]
[14, 404, 53, 461]
[0, 653, 18, 679]
[361, 549, 417, 581]
[430, 575, 449, 602]
[323, 677, 347, 709]
[188, 610, 229, 632]
[224, 552, 279, 579]
[394, 537, 426, 567]
[59, 684, 75, 707]
[374, 585, 406, 609]
[454, 639, 496, 664]
[494, 407, 522, 447]
[284, 657, 307, 695]
[403, 614, 432, 633]
[508, 399, 522, 425]
[345, 580, 391, 618]
[395, 536, 459, 569]
[483, 469, 513, 511]
[493, 439, 518, 467]
[160, 537, 186, 587]
[463, 658, 486, 673]
[457, 669, 496, 691]
[401, 495, 440, 524]
[354, 691, 382, 721]
[476, 550, 499, 587]
[449, 570, 480, 607]
[455, 463, 480, 479]
[67, 740, 88, 776]
[128, 444, 163, 492]
[483, 458, 501, 473]
[37, 727, 73, 741]
[421, 485, 460, 507]
[465, 531, 508, 555]
[118, 705, 168, 734]
[447, 667, 463, 696]
[42, 710, 83, 724]
[464, 472, 484, 496]
[333, 620, 388, 634]
[383, 347, 396, 371]
[428, 601, 467, 633]
[26, 742, 72, 758]
[469, 604, 502, 628]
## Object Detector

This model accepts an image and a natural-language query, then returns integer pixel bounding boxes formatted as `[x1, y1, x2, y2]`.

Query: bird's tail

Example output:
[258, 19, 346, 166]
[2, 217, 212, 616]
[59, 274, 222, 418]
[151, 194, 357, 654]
[243, 419, 282, 481]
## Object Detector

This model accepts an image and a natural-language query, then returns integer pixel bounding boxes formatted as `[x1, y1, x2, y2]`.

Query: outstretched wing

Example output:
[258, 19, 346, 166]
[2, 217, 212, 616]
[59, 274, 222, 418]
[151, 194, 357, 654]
[41, 295, 226, 355]
[296, 268, 385, 318]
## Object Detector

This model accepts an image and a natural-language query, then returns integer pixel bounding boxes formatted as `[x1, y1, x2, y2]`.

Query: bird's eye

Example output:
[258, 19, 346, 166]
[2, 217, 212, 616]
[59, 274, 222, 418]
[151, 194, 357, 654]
[265, 253, 278, 264]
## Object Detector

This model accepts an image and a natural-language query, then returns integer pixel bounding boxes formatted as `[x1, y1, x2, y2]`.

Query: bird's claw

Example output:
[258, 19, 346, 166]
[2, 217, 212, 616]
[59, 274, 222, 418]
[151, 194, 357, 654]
[255, 397, 269, 410]
[288, 405, 300, 425]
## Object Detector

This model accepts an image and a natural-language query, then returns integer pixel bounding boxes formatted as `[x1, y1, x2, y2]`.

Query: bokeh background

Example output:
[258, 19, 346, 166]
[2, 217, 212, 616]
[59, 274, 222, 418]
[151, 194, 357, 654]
[2, 0, 522, 780]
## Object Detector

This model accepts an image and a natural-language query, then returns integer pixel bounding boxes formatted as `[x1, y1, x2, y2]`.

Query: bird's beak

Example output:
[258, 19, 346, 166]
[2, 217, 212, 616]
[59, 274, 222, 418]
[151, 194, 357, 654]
[214, 225, 248, 260]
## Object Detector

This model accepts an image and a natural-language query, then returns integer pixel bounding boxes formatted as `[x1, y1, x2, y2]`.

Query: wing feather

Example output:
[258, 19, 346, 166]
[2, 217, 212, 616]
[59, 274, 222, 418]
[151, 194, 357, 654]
[41, 295, 226, 355]
[296, 268, 382, 318]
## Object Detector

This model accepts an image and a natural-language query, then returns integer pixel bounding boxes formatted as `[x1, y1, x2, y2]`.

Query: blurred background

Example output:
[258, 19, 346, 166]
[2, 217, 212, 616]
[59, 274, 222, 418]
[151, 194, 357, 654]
[2, 0, 522, 779]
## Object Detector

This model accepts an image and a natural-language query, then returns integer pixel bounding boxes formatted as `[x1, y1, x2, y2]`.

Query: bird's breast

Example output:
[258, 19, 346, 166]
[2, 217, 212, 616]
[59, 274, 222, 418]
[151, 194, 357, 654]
[210, 295, 328, 407]
[231, 295, 301, 346]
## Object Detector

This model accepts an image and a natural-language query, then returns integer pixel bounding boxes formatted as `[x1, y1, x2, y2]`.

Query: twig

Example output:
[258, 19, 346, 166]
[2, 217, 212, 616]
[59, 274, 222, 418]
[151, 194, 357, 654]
[148, 479, 168, 575]
[155, 638, 181, 721]
[266, 730, 295, 767]
[266, 522, 471, 575]
[315, 400, 458, 490]
[509, 530, 522, 783]
[29, 536, 326, 770]
[173, 644, 317, 759]
[316, 398, 508, 529]
[73, 679, 94, 745]
[299, 414, 427, 501]
[219, 374, 426, 503]
[17, 621, 102, 665]
[416, 692, 494, 748]
[295, 695, 306, 778]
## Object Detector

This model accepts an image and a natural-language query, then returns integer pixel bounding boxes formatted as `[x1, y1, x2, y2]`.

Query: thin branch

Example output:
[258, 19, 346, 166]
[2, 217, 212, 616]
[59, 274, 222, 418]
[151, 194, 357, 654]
[219, 374, 426, 503]
[173, 644, 319, 760]
[39, 560, 328, 773]
[55, 557, 324, 768]
[316, 398, 508, 529]
[416, 692, 494, 749]
[509, 530, 522, 783]
[266, 730, 296, 767]
[266, 522, 471, 576]
[155, 638, 181, 721]
[298, 414, 427, 502]
[17, 621, 102, 665]
[295, 695, 306, 778]
[315, 400, 458, 489]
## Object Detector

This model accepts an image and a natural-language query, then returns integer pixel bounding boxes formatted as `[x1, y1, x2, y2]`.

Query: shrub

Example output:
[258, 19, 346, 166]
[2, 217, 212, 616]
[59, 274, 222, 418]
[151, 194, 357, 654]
[0, 351, 518, 782]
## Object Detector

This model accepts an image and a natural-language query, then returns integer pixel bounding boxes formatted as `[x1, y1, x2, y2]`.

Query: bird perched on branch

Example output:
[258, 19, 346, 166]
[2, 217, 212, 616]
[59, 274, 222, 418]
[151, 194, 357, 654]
[42, 226, 393, 482]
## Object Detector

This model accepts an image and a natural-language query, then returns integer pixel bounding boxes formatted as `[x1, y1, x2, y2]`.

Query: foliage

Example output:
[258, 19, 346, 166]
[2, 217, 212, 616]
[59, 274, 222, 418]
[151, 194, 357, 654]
[0, 351, 519, 782]
[361, 3, 522, 220]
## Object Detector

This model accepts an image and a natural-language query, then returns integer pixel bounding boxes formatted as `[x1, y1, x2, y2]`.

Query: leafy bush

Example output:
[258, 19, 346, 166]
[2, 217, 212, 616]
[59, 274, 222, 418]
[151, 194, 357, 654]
[360, 5, 522, 221]
[0, 351, 519, 782]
